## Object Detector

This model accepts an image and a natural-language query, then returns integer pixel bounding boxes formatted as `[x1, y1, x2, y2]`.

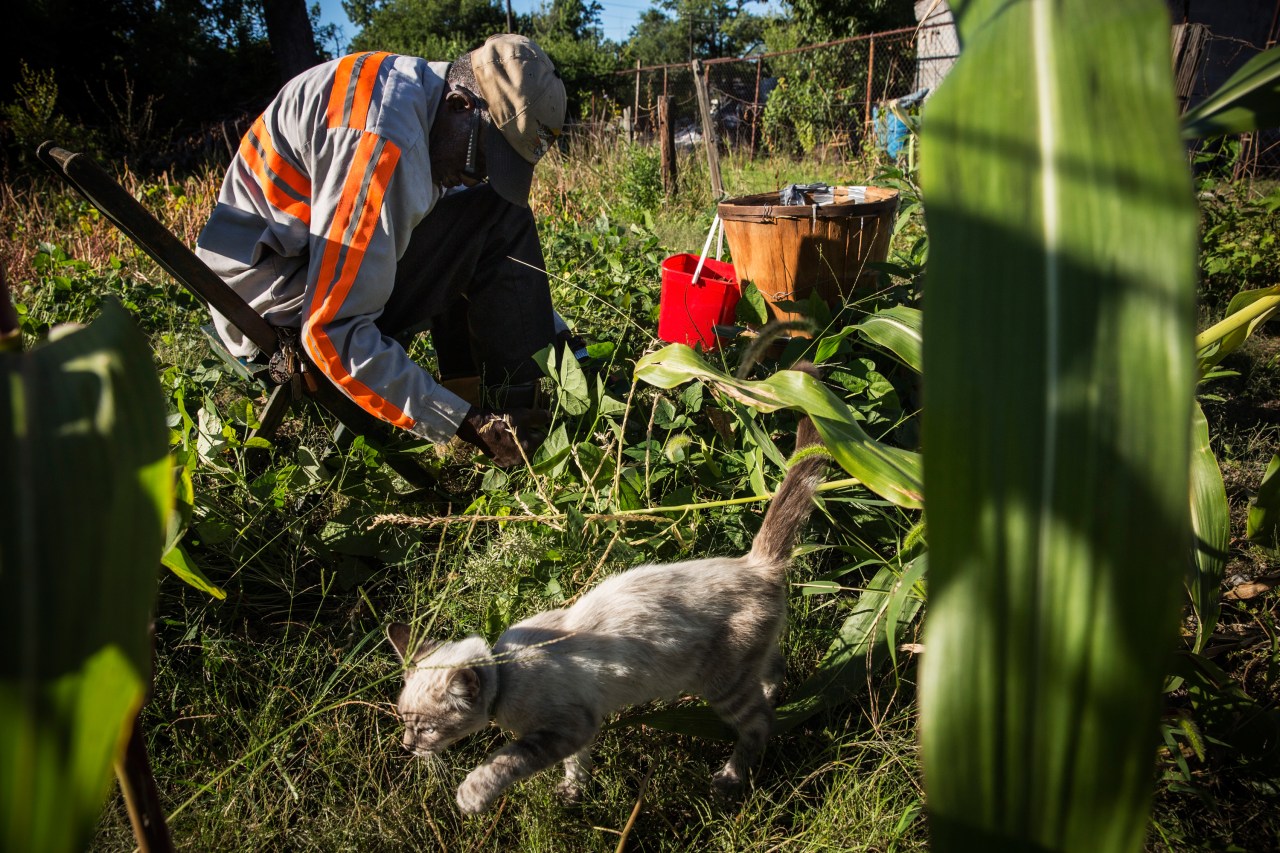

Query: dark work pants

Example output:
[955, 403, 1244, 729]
[378, 183, 557, 388]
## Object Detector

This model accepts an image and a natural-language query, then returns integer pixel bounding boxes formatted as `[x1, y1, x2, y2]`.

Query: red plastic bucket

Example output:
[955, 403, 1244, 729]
[657, 254, 740, 350]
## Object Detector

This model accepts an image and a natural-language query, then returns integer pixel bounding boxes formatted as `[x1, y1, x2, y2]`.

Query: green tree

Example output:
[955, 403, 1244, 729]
[622, 0, 770, 65]
[528, 0, 618, 115]
[529, 0, 604, 41]
[349, 0, 506, 60]
[779, 0, 914, 44]
[3, 0, 326, 162]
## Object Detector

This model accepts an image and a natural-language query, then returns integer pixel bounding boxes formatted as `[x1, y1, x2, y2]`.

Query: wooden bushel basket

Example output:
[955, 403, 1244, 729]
[717, 186, 899, 333]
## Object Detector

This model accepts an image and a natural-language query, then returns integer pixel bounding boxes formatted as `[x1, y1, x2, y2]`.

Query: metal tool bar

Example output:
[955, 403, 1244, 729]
[35, 141, 279, 355]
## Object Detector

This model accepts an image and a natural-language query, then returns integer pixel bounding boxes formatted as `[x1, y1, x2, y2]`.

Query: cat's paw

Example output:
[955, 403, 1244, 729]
[711, 765, 744, 798]
[555, 779, 584, 806]
[456, 776, 496, 815]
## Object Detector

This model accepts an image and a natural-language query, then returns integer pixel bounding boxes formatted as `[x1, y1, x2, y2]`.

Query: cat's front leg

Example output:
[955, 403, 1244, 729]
[555, 746, 594, 805]
[456, 728, 594, 814]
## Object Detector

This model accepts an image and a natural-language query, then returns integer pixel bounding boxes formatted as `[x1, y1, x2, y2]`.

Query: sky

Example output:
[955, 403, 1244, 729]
[314, 0, 778, 51]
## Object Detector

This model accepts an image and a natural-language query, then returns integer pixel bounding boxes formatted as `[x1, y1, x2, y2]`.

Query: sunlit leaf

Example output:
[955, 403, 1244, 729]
[918, 0, 1197, 849]
[636, 344, 923, 508]
[160, 543, 227, 601]
[853, 305, 923, 373]
[1, 301, 170, 851]
[1188, 403, 1228, 652]
[1247, 453, 1280, 550]
[534, 344, 590, 416]
[1195, 284, 1280, 374]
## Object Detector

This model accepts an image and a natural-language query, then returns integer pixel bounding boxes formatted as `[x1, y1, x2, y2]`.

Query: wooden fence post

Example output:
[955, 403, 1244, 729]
[691, 59, 724, 199]
[633, 59, 641, 140]
[750, 56, 763, 158]
[865, 35, 877, 136]
[659, 95, 677, 195]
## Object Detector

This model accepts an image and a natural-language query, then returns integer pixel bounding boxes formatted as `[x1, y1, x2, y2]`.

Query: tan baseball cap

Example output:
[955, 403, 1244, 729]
[470, 35, 567, 208]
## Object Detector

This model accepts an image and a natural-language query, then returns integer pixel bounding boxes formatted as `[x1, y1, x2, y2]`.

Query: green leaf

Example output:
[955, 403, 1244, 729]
[1195, 285, 1280, 374]
[917, 1, 1197, 850]
[532, 423, 571, 476]
[160, 543, 227, 601]
[534, 345, 591, 416]
[635, 344, 923, 508]
[609, 704, 735, 741]
[853, 305, 923, 373]
[1182, 43, 1280, 139]
[884, 555, 927, 670]
[775, 562, 923, 732]
[736, 279, 769, 325]
[813, 326, 859, 362]
[1247, 453, 1280, 550]
[1, 301, 171, 851]
[1170, 652, 1280, 769]
[1188, 403, 1228, 651]
[163, 463, 194, 555]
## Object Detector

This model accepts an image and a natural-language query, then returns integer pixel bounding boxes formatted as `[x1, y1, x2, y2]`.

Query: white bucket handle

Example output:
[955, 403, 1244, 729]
[690, 214, 723, 285]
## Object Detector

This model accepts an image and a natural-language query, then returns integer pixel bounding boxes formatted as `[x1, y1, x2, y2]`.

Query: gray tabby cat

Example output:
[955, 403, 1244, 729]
[387, 388, 827, 815]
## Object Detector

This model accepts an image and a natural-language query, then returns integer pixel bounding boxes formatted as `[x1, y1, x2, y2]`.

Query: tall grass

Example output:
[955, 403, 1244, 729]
[0, 131, 933, 850]
[6, 110, 1278, 850]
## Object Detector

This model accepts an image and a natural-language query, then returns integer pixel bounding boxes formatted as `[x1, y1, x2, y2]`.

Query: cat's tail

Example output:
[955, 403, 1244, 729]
[749, 363, 829, 566]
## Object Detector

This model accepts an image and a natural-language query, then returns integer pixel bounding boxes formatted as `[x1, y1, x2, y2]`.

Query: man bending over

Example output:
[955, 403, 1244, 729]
[196, 34, 574, 466]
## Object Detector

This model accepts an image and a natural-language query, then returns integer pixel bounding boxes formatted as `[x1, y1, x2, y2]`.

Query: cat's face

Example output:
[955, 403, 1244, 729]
[396, 667, 489, 756]
[387, 624, 492, 757]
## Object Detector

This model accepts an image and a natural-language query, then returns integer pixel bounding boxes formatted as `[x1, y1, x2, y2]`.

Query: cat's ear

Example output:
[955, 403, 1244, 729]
[446, 668, 481, 705]
[387, 623, 436, 666]
[387, 623, 413, 663]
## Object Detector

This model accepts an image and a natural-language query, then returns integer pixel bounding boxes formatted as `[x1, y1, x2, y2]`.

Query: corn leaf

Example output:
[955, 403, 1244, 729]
[1, 301, 170, 852]
[1194, 284, 1280, 374]
[636, 343, 923, 508]
[918, 0, 1197, 850]
[777, 560, 924, 728]
[1182, 43, 1280, 139]
[161, 542, 227, 601]
[1188, 403, 1228, 652]
[1247, 453, 1280, 550]
[853, 305, 923, 373]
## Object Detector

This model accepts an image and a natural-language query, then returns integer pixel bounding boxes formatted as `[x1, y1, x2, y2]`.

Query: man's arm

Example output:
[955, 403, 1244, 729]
[300, 128, 472, 444]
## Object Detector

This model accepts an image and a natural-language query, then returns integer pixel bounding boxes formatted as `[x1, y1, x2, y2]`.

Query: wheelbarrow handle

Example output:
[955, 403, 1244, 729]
[35, 141, 279, 355]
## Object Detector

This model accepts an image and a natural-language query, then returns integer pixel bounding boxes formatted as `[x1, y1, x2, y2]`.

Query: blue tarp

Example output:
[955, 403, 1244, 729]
[874, 88, 928, 158]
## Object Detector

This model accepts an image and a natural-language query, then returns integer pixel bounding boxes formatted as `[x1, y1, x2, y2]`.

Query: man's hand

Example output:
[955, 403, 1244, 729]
[455, 406, 548, 467]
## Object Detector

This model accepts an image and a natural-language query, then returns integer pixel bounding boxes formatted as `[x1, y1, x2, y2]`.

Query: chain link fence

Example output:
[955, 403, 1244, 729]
[584, 22, 959, 158]
[579, 16, 1278, 179]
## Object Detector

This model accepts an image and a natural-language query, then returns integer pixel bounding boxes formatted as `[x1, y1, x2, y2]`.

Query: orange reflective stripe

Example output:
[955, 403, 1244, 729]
[237, 118, 310, 223]
[304, 133, 410, 428]
[254, 119, 310, 199]
[348, 52, 390, 131]
[325, 52, 391, 130]
[325, 54, 360, 128]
